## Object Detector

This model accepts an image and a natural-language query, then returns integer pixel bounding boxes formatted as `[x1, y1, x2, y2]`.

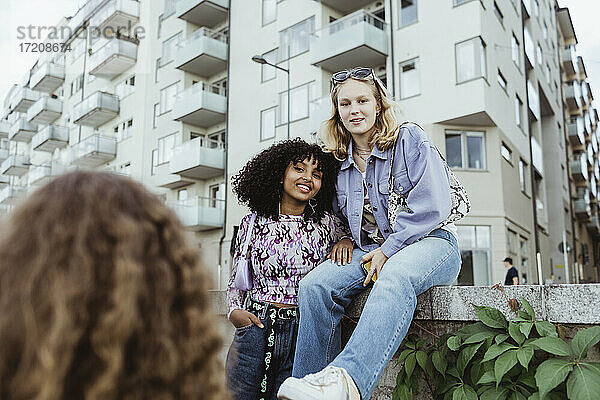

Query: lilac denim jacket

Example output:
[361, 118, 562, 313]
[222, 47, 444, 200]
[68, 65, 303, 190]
[333, 123, 452, 258]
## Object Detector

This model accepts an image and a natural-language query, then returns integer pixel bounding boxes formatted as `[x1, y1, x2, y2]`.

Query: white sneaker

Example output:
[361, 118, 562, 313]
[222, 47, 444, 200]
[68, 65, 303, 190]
[277, 366, 361, 400]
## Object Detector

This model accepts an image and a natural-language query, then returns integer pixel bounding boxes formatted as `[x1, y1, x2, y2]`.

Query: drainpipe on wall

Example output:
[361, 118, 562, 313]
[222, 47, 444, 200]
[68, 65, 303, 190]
[387, 0, 396, 98]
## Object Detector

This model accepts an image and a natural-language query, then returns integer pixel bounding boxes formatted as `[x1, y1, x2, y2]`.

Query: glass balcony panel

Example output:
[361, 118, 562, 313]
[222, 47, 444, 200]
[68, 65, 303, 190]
[72, 91, 120, 128]
[172, 82, 226, 127]
[89, 38, 138, 78]
[0, 121, 10, 138]
[169, 136, 225, 179]
[90, 0, 140, 32]
[9, 118, 37, 143]
[175, 27, 228, 77]
[169, 196, 224, 231]
[154, 163, 194, 189]
[0, 155, 30, 177]
[27, 97, 63, 125]
[567, 117, 585, 146]
[0, 141, 9, 163]
[0, 185, 27, 205]
[10, 87, 41, 113]
[570, 153, 588, 182]
[561, 45, 577, 75]
[32, 125, 69, 152]
[564, 80, 582, 112]
[27, 164, 54, 186]
[318, 0, 373, 12]
[29, 62, 65, 94]
[175, 0, 228, 27]
[69, 134, 117, 167]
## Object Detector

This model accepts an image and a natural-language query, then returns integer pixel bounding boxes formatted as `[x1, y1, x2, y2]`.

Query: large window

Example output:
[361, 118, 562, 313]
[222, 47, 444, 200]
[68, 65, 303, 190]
[399, 58, 420, 99]
[519, 158, 528, 193]
[161, 32, 182, 65]
[515, 95, 523, 129]
[445, 130, 486, 170]
[279, 17, 314, 61]
[261, 107, 276, 141]
[262, 0, 276, 25]
[279, 81, 315, 124]
[455, 37, 487, 83]
[399, 0, 418, 27]
[261, 49, 278, 82]
[157, 133, 179, 165]
[511, 34, 520, 68]
[159, 81, 181, 114]
[456, 225, 491, 286]
[493, 2, 504, 26]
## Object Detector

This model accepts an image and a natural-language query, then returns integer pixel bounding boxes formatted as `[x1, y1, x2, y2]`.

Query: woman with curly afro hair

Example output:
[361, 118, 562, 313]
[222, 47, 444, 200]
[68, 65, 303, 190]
[226, 138, 353, 400]
[0, 171, 229, 400]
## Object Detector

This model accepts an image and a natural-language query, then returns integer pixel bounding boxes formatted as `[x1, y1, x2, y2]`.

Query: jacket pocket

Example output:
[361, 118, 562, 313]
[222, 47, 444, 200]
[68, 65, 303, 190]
[336, 193, 348, 216]
[392, 170, 412, 195]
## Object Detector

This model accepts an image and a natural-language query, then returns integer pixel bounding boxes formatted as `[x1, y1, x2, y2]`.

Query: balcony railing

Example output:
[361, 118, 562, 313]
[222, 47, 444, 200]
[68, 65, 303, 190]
[27, 164, 54, 186]
[72, 91, 119, 128]
[562, 45, 577, 76]
[169, 196, 225, 231]
[0, 185, 27, 205]
[8, 118, 37, 143]
[567, 117, 585, 147]
[153, 163, 193, 189]
[0, 121, 10, 138]
[574, 189, 591, 220]
[89, 0, 140, 32]
[175, 27, 228, 77]
[69, 134, 117, 167]
[584, 111, 592, 137]
[319, 0, 380, 12]
[175, 0, 228, 27]
[29, 62, 65, 94]
[565, 80, 582, 111]
[570, 153, 588, 182]
[27, 97, 63, 125]
[9, 87, 41, 113]
[311, 9, 388, 72]
[0, 141, 9, 163]
[89, 38, 138, 78]
[0, 155, 30, 177]
[169, 136, 225, 179]
[172, 82, 226, 127]
[32, 125, 69, 152]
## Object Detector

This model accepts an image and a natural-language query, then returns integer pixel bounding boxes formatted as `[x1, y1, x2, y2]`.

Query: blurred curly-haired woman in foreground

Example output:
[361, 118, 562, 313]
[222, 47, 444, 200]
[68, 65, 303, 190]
[0, 171, 229, 400]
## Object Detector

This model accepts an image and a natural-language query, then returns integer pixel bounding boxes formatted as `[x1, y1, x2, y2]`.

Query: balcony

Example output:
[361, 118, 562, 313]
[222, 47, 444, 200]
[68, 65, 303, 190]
[29, 62, 65, 93]
[172, 82, 226, 127]
[570, 153, 588, 182]
[0, 155, 30, 177]
[154, 163, 193, 189]
[562, 45, 577, 76]
[10, 87, 41, 113]
[0, 175, 9, 189]
[584, 111, 592, 137]
[69, 135, 117, 167]
[169, 136, 225, 179]
[311, 10, 388, 72]
[175, 28, 228, 77]
[574, 190, 591, 220]
[72, 91, 119, 128]
[176, 0, 228, 27]
[27, 97, 62, 125]
[170, 196, 224, 231]
[90, 0, 140, 33]
[89, 38, 138, 78]
[0, 121, 10, 138]
[567, 117, 585, 147]
[32, 125, 69, 152]
[565, 80, 582, 111]
[587, 210, 599, 236]
[0, 141, 9, 163]
[27, 164, 54, 186]
[8, 118, 37, 143]
[0, 185, 27, 205]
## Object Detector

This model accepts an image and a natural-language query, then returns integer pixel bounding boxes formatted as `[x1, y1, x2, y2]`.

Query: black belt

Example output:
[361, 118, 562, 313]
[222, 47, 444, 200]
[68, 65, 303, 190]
[247, 298, 298, 400]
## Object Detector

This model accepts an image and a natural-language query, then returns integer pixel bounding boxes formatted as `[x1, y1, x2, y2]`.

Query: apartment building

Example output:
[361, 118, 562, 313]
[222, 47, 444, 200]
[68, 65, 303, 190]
[0, 0, 597, 289]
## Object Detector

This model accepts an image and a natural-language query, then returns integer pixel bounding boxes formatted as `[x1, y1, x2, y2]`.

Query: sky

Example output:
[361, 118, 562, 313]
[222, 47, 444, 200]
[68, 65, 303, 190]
[0, 0, 598, 106]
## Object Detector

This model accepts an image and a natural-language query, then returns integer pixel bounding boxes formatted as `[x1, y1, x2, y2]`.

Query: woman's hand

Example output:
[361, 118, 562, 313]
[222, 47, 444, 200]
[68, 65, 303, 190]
[229, 309, 264, 329]
[361, 248, 389, 286]
[329, 238, 354, 265]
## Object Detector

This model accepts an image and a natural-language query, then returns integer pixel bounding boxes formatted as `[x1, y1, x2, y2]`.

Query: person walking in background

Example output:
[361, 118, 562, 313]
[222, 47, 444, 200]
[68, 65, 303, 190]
[278, 67, 469, 400]
[0, 171, 229, 400]
[226, 139, 352, 400]
[504, 257, 519, 285]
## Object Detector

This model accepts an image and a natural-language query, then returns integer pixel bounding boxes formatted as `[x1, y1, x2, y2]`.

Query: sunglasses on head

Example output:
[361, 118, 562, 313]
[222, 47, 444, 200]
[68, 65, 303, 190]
[330, 68, 378, 92]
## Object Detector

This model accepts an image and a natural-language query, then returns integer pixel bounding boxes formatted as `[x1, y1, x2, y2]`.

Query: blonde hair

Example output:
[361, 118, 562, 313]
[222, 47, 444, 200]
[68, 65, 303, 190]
[318, 73, 401, 161]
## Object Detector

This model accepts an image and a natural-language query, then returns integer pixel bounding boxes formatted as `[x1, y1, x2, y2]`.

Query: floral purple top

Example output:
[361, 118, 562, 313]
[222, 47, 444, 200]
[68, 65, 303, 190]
[227, 212, 350, 317]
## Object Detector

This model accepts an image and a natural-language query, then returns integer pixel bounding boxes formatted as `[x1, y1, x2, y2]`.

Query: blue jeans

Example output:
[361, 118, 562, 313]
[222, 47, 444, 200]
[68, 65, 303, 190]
[292, 228, 461, 399]
[226, 300, 299, 400]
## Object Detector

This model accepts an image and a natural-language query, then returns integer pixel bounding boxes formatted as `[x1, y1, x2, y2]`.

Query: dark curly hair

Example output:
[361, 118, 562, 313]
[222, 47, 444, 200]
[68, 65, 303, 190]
[232, 138, 339, 222]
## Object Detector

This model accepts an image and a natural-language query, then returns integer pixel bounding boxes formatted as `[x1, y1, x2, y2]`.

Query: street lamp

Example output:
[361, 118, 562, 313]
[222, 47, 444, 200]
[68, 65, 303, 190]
[251, 55, 290, 139]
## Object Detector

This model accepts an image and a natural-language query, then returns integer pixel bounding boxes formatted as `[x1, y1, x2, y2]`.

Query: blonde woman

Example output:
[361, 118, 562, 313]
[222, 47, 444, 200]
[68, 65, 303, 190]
[278, 68, 463, 400]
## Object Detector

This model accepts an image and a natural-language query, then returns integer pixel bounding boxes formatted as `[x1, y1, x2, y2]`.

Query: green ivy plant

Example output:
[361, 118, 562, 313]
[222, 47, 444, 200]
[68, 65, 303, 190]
[393, 296, 600, 400]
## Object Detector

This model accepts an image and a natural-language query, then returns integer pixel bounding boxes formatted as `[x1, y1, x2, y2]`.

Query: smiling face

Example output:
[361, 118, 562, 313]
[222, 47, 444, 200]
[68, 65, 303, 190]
[281, 157, 323, 206]
[336, 78, 381, 140]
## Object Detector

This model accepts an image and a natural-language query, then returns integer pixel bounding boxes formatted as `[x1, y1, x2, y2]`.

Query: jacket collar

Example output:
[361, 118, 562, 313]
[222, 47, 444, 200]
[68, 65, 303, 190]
[339, 139, 389, 170]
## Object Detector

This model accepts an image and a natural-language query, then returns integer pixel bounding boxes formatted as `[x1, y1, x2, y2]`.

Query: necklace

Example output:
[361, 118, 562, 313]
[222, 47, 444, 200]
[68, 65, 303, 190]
[353, 148, 369, 162]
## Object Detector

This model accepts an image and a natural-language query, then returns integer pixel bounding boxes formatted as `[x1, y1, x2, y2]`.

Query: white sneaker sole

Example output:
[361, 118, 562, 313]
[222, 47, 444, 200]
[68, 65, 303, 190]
[277, 383, 322, 400]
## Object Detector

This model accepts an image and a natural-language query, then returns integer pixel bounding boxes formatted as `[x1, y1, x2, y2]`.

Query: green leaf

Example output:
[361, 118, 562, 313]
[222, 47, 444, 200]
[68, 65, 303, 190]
[453, 385, 478, 400]
[534, 358, 573, 399]
[457, 342, 483, 375]
[392, 383, 412, 400]
[404, 352, 416, 378]
[566, 363, 600, 400]
[535, 321, 558, 338]
[448, 336, 462, 351]
[521, 298, 535, 320]
[464, 331, 497, 344]
[473, 304, 509, 329]
[517, 347, 534, 369]
[415, 350, 428, 372]
[480, 386, 510, 400]
[395, 349, 413, 366]
[520, 322, 534, 339]
[448, 366, 460, 379]
[518, 371, 537, 389]
[483, 342, 517, 362]
[432, 350, 448, 375]
[571, 326, 600, 361]
[509, 322, 526, 345]
[495, 334, 509, 344]
[455, 321, 494, 339]
[509, 391, 527, 400]
[529, 337, 571, 357]
[477, 370, 496, 385]
[494, 349, 518, 385]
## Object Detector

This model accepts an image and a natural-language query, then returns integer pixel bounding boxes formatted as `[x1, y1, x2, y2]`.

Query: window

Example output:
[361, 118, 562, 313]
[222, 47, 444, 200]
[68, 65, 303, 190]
[163, 0, 176, 16]
[153, 103, 159, 128]
[456, 225, 491, 286]
[543, 22, 548, 40]
[455, 37, 487, 83]
[261, 107, 276, 140]
[536, 43, 542, 66]
[155, 59, 162, 83]
[119, 162, 131, 176]
[161, 32, 182, 65]
[70, 74, 84, 96]
[157, 133, 179, 164]
[493, 2, 504, 26]
[207, 130, 225, 148]
[501, 143, 512, 162]
[262, 0, 276, 25]
[159, 81, 181, 114]
[279, 81, 315, 124]
[533, 0, 539, 17]
[209, 184, 224, 207]
[497, 70, 507, 92]
[178, 189, 188, 201]
[519, 159, 528, 192]
[261, 49, 278, 82]
[511, 34, 520, 67]
[115, 118, 133, 142]
[515, 96, 523, 128]
[399, 58, 420, 99]
[545, 64, 551, 86]
[400, 0, 418, 27]
[445, 130, 486, 169]
[279, 17, 314, 61]
[116, 75, 136, 99]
